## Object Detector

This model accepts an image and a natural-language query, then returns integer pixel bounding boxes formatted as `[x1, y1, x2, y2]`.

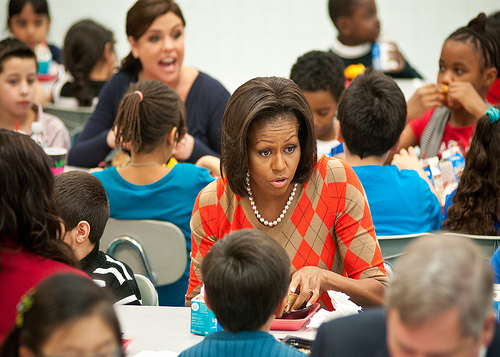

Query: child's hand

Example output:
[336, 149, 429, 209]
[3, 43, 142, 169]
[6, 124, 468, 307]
[173, 133, 195, 161]
[195, 155, 220, 177]
[391, 147, 421, 172]
[406, 83, 446, 122]
[387, 42, 405, 73]
[446, 81, 488, 118]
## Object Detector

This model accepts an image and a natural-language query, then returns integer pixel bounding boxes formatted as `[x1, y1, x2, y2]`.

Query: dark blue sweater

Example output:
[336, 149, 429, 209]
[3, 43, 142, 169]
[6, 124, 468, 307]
[68, 70, 230, 167]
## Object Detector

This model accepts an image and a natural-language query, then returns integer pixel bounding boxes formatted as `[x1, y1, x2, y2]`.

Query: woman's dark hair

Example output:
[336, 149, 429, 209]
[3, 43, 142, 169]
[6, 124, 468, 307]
[114, 80, 186, 153]
[446, 13, 500, 73]
[0, 274, 123, 357]
[8, 0, 50, 21]
[121, 0, 185, 74]
[63, 19, 115, 106]
[221, 77, 317, 197]
[443, 105, 500, 235]
[0, 38, 37, 73]
[0, 130, 76, 266]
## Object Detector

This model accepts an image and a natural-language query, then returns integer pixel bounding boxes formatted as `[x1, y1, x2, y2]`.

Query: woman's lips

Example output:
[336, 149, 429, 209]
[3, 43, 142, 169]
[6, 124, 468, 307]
[271, 178, 288, 188]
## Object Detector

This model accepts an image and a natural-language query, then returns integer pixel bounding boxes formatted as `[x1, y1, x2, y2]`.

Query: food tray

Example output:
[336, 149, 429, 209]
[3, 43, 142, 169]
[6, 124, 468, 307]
[270, 303, 320, 330]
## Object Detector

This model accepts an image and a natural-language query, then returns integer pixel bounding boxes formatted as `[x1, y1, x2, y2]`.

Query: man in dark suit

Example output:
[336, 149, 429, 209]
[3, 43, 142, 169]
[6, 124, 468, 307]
[311, 234, 500, 357]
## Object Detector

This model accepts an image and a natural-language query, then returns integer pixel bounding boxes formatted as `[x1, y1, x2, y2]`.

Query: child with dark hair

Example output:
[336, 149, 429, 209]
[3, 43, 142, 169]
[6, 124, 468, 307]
[0, 130, 87, 340]
[52, 19, 116, 108]
[328, 0, 422, 79]
[486, 11, 500, 105]
[0, 274, 123, 357]
[7, 0, 59, 62]
[402, 13, 500, 157]
[338, 69, 442, 236]
[92, 80, 214, 306]
[179, 229, 304, 357]
[0, 38, 70, 149]
[290, 50, 345, 157]
[54, 171, 141, 305]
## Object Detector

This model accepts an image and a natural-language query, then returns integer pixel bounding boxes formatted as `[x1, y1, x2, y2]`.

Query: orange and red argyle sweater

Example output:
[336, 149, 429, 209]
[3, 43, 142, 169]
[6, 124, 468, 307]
[187, 156, 387, 309]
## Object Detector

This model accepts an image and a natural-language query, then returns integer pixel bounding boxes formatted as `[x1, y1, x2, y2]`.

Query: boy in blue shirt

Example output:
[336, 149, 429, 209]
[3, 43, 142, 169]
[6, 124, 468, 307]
[337, 69, 442, 236]
[179, 229, 305, 357]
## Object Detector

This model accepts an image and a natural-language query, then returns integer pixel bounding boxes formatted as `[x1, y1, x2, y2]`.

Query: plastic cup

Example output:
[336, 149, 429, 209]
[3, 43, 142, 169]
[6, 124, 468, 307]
[44, 147, 67, 175]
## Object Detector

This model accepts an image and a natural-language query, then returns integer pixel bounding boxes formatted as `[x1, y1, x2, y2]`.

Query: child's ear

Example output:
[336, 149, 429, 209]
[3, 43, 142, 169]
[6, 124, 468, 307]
[274, 295, 288, 319]
[336, 16, 353, 37]
[167, 127, 178, 146]
[336, 121, 344, 143]
[75, 220, 91, 244]
[483, 67, 498, 90]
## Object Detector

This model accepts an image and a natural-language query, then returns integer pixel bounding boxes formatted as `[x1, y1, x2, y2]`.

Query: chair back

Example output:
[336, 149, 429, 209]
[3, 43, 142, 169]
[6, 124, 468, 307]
[100, 218, 187, 286]
[440, 232, 500, 259]
[134, 274, 159, 306]
[377, 233, 433, 266]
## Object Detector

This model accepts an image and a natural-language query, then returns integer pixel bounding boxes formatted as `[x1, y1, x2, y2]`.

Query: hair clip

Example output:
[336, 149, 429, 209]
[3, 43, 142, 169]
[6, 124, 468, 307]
[134, 90, 143, 102]
[486, 107, 500, 124]
[15, 289, 35, 328]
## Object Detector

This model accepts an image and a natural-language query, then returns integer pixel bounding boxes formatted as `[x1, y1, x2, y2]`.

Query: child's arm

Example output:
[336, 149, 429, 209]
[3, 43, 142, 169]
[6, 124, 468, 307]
[406, 84, 446, 123]
[391, 147, 439, 200]
[446, 81, 489, 118]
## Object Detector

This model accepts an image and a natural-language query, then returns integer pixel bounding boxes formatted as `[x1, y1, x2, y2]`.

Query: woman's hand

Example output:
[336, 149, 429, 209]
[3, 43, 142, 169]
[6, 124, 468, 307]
[406, 83, 446, 122]
[289, 266, 326, 310]
[446, 81, 488, 118]
[173, 133, 195, 161]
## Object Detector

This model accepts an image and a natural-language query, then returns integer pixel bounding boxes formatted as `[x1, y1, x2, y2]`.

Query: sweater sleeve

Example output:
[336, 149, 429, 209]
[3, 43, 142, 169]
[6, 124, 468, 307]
[68, 73, 130, 167]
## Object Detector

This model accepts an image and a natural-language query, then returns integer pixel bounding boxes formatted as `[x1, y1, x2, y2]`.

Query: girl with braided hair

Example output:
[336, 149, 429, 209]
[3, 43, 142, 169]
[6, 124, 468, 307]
[400, 13, 500, 159]
[92, 80, 214, 306]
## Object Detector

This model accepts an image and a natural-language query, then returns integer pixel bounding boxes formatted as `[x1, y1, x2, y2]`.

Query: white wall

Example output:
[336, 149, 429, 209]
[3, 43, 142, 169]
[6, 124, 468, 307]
[1, 0, 498, 93]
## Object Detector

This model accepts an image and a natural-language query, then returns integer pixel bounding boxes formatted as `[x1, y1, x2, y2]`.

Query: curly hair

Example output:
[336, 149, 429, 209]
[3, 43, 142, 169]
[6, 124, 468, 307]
[0, 130, 76, 266]
[290, 50, 345, 103]
[443, 105, 500, 235]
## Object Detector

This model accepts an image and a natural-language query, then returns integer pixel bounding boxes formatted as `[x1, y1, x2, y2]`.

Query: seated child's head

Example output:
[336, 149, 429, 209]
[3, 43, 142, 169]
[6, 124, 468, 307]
[114, 80, 187, 154]
[7, 0, 51, 49]
[201, 229, 290, 332]
[63, 19, 116, 106]
[54, 171, 109, 258]
[328, 0, 380, 45]
[290, 50, 345, 141]
[337, 68, 406, 159]
[0, 38, 37, 126]
[1, 274, 123, 357]
[439, 13, 500, 108]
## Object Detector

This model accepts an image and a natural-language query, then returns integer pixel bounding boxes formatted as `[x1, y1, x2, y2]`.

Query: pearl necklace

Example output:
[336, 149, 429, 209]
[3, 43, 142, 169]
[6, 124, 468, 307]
[245, 172, 298, 227]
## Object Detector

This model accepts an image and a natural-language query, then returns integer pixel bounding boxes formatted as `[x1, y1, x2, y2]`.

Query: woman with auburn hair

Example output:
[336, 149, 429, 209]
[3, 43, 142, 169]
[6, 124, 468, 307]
[0, 130, 88, 340]
[68, 0, 230, 168]
[187, 77, 388, 311]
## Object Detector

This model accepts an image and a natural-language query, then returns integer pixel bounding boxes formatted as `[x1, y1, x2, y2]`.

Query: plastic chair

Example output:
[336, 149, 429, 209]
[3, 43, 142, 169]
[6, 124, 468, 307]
[100, 218, 187, 287]
[440, 232, 500, 259]
[134, 274, 159, 306]
[43, 103, 93, 142]
[377, 232, 433, 266]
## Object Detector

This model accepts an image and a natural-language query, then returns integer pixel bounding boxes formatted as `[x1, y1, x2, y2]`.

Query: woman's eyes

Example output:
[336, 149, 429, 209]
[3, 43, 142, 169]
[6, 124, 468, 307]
[259, 146, 297, 157]
[259, 149, 271, 157]
[148, 35, 161, 43]
[172, 31, 182, 39]
[285, 145, 297, 154]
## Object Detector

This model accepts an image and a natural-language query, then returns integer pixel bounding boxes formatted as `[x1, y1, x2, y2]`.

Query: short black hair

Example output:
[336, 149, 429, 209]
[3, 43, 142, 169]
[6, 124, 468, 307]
[337, 68, 406, 158]
[54, 171, 109, 244]
[202, 229, 290, 332]
[328, 0, 358, 27]
[0, 38, 37, 73]
[290, 50, 346, 103]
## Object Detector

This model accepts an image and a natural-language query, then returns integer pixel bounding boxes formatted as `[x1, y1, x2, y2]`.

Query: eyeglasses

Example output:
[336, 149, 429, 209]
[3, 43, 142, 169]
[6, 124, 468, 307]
[39, 346, 122, 357]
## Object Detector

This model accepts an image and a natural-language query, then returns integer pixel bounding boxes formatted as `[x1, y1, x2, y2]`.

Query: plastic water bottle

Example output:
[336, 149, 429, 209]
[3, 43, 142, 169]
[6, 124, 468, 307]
[30, 121, 46, 147]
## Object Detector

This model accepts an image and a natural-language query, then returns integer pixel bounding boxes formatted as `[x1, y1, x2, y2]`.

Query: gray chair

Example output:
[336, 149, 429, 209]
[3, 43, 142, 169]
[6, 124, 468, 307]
[134, 274, 159, 306]
[100, 218, 187, 287]
[377, 233, 433, 266]
[43, 103, 93, 143]
[440, 232, 500, 259]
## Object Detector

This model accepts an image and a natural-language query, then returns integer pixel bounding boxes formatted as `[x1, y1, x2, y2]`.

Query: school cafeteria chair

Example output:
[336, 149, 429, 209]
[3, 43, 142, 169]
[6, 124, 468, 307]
[134, 274, 159, 306]
[377, 232, 433, 266]
[440, 232, 500, 259]
[43, 103, 93, 144]
[100, 218, 187, 287]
